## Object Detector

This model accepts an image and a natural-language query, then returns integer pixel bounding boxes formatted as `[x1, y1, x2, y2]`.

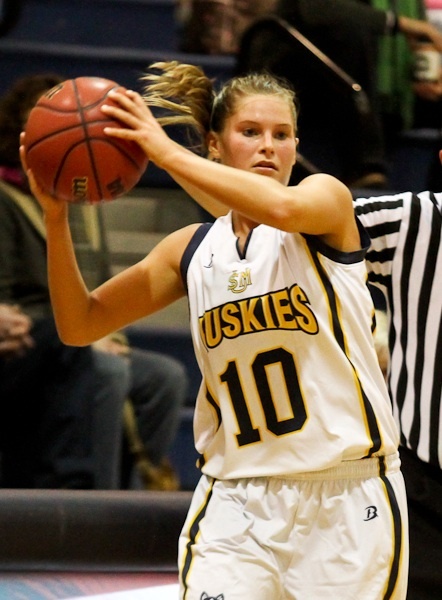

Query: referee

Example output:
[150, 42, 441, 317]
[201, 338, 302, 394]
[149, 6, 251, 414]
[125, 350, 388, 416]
[354, 169, 442, 600]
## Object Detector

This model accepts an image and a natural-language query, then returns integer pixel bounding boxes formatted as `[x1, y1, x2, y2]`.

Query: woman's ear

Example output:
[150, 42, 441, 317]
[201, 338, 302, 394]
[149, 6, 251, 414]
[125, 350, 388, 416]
[292, 137, 300, 166]
[207, 132, 220, 162]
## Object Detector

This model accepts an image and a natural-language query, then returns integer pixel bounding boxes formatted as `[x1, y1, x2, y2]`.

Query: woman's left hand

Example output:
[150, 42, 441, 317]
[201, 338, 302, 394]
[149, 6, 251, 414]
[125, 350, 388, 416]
[19, 133, 68, 219]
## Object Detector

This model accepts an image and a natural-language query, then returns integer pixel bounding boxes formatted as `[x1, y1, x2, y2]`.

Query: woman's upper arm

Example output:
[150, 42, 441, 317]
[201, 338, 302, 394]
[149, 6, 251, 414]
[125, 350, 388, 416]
[283, 174, 355, 235]
[85, 224, 199, 338]
[136, 223, 199, 310]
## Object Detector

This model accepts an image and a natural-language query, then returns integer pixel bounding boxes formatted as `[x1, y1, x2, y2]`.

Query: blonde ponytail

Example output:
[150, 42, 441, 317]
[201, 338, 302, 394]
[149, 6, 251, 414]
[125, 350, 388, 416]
[141, 61, 215, 153]
[140, 61, 298, 154]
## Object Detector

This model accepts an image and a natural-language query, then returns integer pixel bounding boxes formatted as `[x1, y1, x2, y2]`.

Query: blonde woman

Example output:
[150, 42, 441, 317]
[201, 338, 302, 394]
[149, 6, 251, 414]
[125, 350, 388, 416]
[24, 62, 408, 599]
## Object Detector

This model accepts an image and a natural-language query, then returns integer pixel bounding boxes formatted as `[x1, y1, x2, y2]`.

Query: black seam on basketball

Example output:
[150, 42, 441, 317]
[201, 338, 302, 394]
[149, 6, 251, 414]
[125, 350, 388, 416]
[76, 86, 120, 111]
[89, 138, 144, 169]
[30, 107, 82, 114]
[73, 78, 104, 200]
[26, 118, 124, 153]
[52, 139, 88, 195]
[49, 137, 142, 200]
[25, 124, 88, 152]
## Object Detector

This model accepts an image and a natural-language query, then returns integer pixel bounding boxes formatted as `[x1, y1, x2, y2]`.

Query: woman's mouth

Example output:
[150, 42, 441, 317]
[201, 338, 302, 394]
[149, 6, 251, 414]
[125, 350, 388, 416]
[254, 161, 277, 173]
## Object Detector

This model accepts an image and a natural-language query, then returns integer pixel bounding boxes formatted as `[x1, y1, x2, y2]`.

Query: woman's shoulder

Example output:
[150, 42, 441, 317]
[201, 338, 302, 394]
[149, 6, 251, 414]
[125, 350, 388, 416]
[156, 221, 215, 263]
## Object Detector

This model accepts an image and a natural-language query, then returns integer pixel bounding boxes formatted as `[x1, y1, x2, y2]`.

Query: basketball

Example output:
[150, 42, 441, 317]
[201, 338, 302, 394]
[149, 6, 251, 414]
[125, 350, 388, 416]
[24, 77, 149, 204]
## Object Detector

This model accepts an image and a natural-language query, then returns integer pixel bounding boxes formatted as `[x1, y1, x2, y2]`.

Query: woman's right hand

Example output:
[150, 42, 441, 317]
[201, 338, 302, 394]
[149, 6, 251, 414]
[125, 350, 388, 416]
[101, 89, 178, 170]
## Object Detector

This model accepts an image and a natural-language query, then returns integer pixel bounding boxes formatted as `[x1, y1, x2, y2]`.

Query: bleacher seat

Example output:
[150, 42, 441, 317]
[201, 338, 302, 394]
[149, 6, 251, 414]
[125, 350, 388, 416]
[5, 0, 180, 52]
[0, 488, 192, 571]
[388, 128, 442, 192]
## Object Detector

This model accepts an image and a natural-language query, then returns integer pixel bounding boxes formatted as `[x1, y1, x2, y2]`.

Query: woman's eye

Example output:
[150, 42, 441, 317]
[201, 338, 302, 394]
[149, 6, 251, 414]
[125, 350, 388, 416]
[243, 128, 258, 137]
[275, 131, 288, 140]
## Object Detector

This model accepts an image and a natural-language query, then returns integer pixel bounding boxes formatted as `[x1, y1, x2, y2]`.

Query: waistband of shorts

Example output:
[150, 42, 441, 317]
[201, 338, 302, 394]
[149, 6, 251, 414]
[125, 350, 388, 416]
[282, 453, 401, 481]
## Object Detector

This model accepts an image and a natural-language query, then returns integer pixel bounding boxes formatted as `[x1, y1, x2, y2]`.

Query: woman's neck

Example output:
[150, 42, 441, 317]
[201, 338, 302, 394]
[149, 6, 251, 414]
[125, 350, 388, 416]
[231, 212, 258, 255]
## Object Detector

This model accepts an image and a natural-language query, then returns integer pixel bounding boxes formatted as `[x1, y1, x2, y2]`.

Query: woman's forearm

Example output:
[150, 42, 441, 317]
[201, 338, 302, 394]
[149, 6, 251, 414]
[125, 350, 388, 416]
[44, 210, 93, 346]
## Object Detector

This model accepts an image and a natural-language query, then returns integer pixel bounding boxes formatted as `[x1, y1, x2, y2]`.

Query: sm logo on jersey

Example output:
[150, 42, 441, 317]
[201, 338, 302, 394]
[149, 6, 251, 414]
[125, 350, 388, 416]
[228, 268, 252, 294]
[199, 283, 319, 349]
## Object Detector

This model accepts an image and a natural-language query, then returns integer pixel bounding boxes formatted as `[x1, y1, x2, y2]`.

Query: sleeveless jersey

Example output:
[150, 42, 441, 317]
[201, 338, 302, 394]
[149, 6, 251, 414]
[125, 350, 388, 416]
[181, 212, 399, 479]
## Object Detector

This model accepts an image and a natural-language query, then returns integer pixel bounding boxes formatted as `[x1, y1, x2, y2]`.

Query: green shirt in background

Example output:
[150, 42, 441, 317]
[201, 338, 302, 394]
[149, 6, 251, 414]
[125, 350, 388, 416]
[373, 0, 426, 129]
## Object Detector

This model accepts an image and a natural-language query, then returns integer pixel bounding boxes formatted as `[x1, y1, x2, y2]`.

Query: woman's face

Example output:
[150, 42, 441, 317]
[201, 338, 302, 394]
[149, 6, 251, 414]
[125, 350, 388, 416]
[209, 94, 298, 186]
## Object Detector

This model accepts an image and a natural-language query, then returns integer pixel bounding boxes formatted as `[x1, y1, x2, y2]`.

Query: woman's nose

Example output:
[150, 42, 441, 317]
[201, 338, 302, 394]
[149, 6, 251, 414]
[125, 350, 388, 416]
[260, 132, 274, 154]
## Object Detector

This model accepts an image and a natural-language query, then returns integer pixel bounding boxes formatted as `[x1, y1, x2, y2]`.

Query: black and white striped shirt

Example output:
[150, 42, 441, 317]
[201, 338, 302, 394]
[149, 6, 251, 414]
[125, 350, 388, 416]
[354, 191, 442, 470]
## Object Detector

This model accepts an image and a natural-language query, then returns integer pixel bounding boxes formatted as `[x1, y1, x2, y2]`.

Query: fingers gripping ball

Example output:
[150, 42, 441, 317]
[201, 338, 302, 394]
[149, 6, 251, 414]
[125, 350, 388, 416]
[24, 77, 148, 203]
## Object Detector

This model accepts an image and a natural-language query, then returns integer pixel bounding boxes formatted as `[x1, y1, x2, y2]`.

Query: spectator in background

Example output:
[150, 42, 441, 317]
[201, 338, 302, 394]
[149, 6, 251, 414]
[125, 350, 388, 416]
[236, 0, 442, 188]
[176, 0, 278, 54]
[0, 73, 187, 490]
[0, 304, 33, 359]
[0, 0, 20, 37]
[373, 0, 442, 147]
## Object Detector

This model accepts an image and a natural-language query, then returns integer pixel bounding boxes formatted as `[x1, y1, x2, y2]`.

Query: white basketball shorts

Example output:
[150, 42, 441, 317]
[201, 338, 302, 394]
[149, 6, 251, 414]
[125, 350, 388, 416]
[178, 454, 408, 599]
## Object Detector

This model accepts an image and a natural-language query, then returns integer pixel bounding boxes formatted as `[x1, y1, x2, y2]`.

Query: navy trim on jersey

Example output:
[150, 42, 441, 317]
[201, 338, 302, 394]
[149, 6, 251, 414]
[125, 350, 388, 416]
[180, 222, 214, 292]
[307, 239, 382, 457]
[206, 387, 222, 431]
[181, 478, 215, 599]
[378, 457, 404, 600]
[304, 217, 370, 263]
[236, 228, 254, 259]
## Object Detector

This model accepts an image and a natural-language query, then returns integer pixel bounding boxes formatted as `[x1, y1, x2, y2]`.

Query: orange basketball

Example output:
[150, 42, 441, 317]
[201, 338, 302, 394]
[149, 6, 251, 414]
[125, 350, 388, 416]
[24, 77, 148, 204]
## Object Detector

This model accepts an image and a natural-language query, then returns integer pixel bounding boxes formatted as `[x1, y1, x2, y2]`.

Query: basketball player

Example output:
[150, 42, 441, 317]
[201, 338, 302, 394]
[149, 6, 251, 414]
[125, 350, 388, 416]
[23, 62, 408, 598]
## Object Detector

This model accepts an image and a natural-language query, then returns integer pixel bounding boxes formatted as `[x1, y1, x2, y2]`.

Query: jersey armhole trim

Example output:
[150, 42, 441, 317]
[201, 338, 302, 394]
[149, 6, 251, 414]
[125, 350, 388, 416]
[180, 222, 214, 292]
[304, 217, 370, 263]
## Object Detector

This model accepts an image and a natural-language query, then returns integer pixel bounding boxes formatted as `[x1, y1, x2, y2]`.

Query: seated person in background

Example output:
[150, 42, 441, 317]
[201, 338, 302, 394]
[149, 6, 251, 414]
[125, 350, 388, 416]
[373, 0, 442, 156]
[0, 73, 188, 490]
[176, 0, 278, 54]
[236, 0, 442, 188]
[91, 331, 187, 491]
[0, 304, 33, 359]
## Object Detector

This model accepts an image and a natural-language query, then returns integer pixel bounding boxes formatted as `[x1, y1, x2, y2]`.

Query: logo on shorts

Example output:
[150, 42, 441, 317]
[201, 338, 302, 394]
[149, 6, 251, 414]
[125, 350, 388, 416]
[364, 505, 378, 521]
[201, 593, 224, 600]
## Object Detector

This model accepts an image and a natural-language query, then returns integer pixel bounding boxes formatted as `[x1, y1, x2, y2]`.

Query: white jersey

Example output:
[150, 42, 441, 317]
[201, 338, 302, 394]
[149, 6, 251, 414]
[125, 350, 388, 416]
[182, 212, 399, 480]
